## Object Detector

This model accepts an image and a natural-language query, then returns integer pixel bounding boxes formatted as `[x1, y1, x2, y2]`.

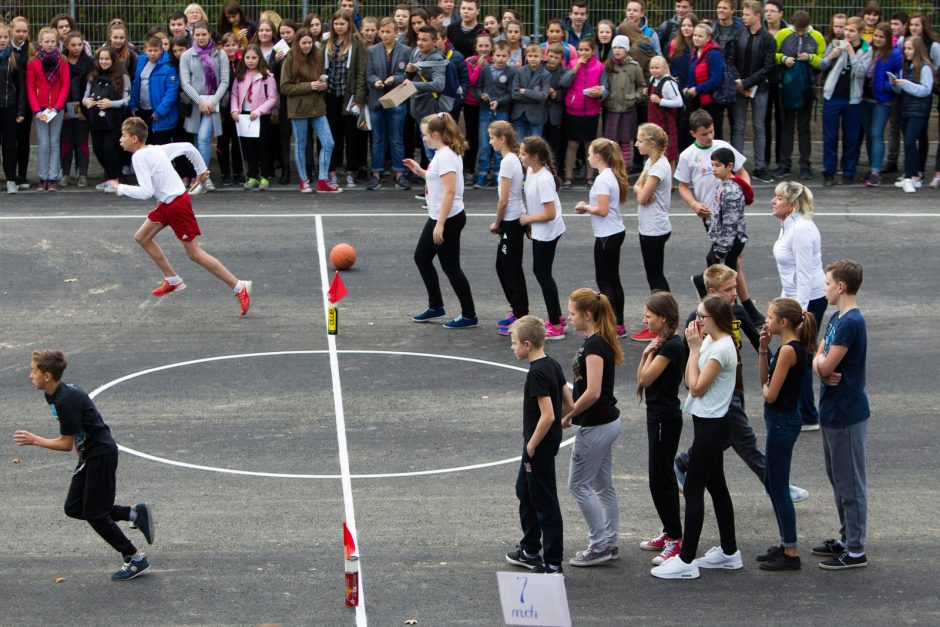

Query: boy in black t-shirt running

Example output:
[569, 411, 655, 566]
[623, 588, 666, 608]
[504, 315, 567, 574]
[14, 350, 155, 581]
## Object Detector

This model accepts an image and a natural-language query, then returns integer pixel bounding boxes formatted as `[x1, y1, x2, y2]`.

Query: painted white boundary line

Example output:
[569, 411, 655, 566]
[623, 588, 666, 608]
[315, 215, 367, 626]
[2, 212, 940, 220]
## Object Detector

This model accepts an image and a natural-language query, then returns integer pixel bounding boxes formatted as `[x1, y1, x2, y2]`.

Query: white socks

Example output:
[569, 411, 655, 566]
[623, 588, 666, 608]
[165, 276, 182, 285]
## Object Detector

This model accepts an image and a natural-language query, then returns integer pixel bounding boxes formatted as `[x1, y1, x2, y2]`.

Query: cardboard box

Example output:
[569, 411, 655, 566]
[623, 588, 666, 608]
[380, 81, 417, 109]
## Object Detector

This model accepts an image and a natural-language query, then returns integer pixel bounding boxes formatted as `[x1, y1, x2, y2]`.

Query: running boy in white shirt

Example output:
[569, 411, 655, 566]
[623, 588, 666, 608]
[111, 117, 252, 316]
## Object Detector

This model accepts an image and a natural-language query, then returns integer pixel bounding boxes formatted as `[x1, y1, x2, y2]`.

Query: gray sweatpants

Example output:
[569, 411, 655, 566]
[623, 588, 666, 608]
[568, 418, 621, 550]
[822, 420, 868, 553]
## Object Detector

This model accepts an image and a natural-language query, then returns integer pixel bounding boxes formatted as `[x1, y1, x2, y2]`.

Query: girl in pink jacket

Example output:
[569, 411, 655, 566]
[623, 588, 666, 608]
[558, 38, 608, 188]
[229, 44, 278, 190]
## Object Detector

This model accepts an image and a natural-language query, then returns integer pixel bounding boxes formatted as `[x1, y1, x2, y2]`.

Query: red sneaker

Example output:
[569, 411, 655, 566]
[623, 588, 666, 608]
[652, 537, 682, 565]
[640, 530, 668, 551]
[316, 179, 342, 193]
[152, 280, 186, 297]
[236, 280, 252, 316]
[631, 327, 659, 342]
[298, 179, 312, 193]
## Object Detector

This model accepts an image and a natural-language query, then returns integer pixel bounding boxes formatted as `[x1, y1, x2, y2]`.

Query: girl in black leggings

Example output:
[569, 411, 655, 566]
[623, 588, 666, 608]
[651, 294, 741, 580]
[636, 292, 686, 567]
[404, 112, 477, 330]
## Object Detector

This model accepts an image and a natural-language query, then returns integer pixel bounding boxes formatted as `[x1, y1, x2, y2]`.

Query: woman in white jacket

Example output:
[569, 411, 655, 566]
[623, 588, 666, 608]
[180, 21, 230, 191]
[770, 181, 826, 431]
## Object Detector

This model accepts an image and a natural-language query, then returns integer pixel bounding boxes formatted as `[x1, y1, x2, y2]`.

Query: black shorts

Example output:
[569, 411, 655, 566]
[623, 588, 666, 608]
[64, 452, 118, 520]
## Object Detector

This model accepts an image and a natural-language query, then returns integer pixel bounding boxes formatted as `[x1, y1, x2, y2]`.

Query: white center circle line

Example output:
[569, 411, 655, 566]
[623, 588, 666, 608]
[89, 350, 575, 480]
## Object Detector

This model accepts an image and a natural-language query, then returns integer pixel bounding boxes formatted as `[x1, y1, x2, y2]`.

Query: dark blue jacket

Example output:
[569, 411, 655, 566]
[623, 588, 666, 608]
[871, 48, 902, 104]
[130, 51, 180, 132]
[563, 17, 594, 48]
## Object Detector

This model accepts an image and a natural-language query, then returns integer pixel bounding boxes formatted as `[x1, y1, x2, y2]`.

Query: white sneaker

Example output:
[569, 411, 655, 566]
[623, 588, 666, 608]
[346, 174, 356, 188]
[902, 178, 916, 194]
[204, 178, 216, 192]
[930, 174, 940, 189]
[650, 555, 699, 580]
[189, 182, 206, 195]
[789, 485, 809, 503]
[7, 180, 17, 194]
[692, 546, 743, 570]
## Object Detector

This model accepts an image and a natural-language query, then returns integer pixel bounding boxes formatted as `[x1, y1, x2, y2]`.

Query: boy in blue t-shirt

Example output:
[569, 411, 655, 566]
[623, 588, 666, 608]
[504, 315, 567, 574]
[14, 350, 156, 581]
[812, 259, 870, 570]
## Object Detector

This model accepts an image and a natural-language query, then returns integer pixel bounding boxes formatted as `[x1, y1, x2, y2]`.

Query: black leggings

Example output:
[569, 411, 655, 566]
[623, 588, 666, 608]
[495, 218, 528, 317]
[326, 93, 363, 174]
[278, 99, 292, 177]
[217, 109, 244, 178]
[0, 106, 17, 181]
[679, 416, 737, 563]
[463, 104, 480, 174]
[639, 232, 671, 293]
[706, 237, 745, 275]
[414, 212, 476, 318]
[648, 411, 683, 540]
[60, 118, 90, 177]
[532, 236, 562, 325]
[90, 127, 123, 180]
[241, 115, 274, 180]
[594, 231, 625, 325]
[16, 110, 31, 183]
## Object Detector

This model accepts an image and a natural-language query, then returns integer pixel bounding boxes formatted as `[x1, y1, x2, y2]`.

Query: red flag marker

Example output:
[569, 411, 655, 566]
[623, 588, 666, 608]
[328, 271, 349, 304]
[343, 520, 357, 558]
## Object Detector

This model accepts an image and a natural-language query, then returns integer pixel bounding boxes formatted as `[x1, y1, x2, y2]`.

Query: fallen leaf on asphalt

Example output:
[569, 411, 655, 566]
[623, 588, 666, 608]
[12, 457, 21, 464]
[405, 621, 418, 625]
[64, 278, 77, 283]
[52, 577, 65, 583]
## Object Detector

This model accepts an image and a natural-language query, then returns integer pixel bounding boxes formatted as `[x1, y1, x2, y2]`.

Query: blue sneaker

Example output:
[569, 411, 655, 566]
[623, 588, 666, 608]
[496, 312, 517, 327]
[129, 502, 155, 545]
[443, 315, 478, 329]
[111, 555, 151, 581]
[412, 307, 446, 323]
[674, 459, 686, 492]
[498, 325, 510, 336]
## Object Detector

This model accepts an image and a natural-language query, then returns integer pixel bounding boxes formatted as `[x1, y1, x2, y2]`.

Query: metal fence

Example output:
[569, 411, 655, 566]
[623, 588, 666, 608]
[2, 1, 937, 48]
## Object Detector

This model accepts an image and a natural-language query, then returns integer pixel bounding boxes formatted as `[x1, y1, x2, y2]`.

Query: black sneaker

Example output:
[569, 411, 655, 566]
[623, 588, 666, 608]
[756, 544, 784, 562]
[841, 175, 854, 186]
[811, 539, 845, 557]
[395, 176, 411, 190]
[130, 502, 155, 545]
[774, 165, 791, 178]
[753, 169, 775, 183]
[881, 162, 898, 174]
[366, 175, 381, 190]
[760, 553, 802, 571]
[819, 551, 867, 570]
[800, 167, 813, 180]
[221, 174, 233, 186]
[111, 555, 151, 581]
[823, 176, 834, 187]
[534, 562, 564, 575]
[506, 546, 542, 570]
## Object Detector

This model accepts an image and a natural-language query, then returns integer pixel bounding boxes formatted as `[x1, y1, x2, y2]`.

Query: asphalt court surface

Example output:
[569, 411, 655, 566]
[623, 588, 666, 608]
[1, 183, 939, 625]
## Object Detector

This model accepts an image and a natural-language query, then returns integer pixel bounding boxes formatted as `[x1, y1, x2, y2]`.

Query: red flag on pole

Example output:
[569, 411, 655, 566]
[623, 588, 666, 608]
[328, 272, 349, 304]
[343, 520, 357, 558]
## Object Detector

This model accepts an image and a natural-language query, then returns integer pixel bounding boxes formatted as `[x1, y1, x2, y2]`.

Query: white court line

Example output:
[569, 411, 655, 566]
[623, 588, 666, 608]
[2, 212, 940, 220]
[315, 215, 367, 626]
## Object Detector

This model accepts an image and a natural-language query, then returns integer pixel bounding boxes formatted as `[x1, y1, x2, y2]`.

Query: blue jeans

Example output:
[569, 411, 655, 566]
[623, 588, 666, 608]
[763, 406, 802, 546]
[798, 295, 827, 426]
[291, 116, 334, 182]
[822, 97, 862, 179]
[513, 116, 543, 140]
[861, 100, 891, 173]
[476, 108, 508, 175]
[195, 114, 214, 170]
[35, 113, 64, 181]
[370, 104, 406, 174]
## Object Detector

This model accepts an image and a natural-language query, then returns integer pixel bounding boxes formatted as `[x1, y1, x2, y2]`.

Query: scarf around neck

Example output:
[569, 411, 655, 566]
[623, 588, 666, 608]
[194, 40, 218, 94]
[0, 46, 11, 64]
[37, 48, 62, 85]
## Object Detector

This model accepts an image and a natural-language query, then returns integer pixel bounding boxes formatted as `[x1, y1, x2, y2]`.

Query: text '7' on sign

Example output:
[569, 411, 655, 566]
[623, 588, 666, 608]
[496, 571, 571, 626]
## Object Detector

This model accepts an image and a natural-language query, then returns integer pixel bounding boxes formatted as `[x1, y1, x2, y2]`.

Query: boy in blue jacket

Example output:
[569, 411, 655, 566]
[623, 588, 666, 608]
[130, 37, 180, 145]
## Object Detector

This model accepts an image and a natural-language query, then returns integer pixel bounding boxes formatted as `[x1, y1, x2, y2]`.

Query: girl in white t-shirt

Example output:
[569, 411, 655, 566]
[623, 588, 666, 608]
[519, 136, 567, 340]
[403, 112, 478, 329]
[488, 121, 529, 335]
[574, 138, 628, 338]
[632, 123, 674, 341]
[652, 294, 741, 580]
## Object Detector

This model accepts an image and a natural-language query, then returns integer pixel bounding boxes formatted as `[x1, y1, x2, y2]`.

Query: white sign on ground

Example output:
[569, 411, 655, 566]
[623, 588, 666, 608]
[496, 571, 571, 626]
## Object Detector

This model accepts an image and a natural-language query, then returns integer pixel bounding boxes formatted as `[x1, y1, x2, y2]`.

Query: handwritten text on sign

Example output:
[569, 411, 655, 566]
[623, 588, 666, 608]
[496, 571, 571, 626]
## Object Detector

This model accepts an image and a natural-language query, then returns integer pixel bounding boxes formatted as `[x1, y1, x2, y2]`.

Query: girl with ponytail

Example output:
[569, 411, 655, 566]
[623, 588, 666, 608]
[755, 297, 817, 571]
[632, 122, 674, 341]
[519, 135, 566, 339]
[575, 138, 628, 337]
[562, 288, 624, 567]
[636, 291, 687, 566]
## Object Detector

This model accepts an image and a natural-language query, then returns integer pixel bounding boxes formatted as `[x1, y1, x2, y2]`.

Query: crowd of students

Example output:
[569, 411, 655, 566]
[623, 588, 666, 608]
[0, 0, 937, 195]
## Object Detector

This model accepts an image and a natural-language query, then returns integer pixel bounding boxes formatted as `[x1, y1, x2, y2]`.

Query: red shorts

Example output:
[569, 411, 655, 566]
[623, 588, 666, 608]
[147, 192, 202, 242]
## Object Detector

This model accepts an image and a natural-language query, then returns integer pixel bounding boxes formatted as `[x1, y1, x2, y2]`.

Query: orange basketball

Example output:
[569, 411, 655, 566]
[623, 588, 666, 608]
[330, 243, 357, 270]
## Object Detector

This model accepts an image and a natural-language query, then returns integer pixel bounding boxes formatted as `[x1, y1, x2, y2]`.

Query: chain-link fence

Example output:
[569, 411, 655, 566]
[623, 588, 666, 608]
[2, 1, 937, 49]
